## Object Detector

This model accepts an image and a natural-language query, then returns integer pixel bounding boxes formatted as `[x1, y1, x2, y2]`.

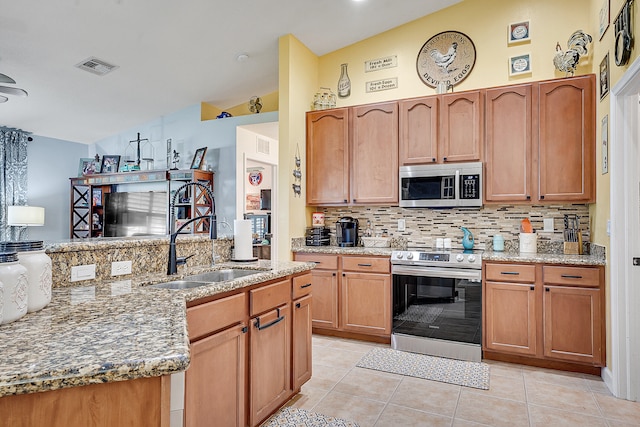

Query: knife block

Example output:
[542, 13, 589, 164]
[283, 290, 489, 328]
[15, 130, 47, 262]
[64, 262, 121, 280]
[563, 242, 580, 255]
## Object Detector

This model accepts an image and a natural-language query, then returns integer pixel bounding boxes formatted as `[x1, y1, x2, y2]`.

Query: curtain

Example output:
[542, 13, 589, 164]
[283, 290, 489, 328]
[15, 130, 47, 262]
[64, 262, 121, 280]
[0, 127, 29, 241]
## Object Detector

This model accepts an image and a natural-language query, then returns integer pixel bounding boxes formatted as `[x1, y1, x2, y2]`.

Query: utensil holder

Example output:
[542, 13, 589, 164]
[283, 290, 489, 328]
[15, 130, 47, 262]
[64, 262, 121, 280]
[564, 242, 580, 255]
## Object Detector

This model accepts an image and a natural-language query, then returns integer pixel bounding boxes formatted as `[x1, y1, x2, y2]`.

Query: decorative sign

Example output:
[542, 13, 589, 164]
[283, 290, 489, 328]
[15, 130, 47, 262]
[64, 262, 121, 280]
[248, 171, 263, 186]
[509, 53, 532, 76]
[508, 21, 531, 44]
[416, 31, 476, 88]
[365, 55, 398, 72]
[366, 78, 398, 93]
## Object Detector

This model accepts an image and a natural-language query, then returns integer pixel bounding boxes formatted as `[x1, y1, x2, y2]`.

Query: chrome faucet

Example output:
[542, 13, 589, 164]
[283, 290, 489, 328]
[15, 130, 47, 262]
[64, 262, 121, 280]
[168, 181, 217, 275]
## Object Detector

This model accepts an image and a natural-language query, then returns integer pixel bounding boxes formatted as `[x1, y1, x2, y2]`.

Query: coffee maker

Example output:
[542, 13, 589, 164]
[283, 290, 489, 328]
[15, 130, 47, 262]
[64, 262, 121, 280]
[336, 217, 359, 247]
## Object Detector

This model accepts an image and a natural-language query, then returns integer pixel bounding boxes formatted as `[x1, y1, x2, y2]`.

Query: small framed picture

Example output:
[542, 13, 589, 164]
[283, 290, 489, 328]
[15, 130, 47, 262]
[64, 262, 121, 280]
[599, 0, 610, 40]
[78, 158, 100, 176]
[600, 53, 610, 100]
[508, 20, 530, 44]
[509, 53, 532, 76]
[602, 115, 609, 174]
[190, 147, 208, 169]
[100, 155, 121, 174]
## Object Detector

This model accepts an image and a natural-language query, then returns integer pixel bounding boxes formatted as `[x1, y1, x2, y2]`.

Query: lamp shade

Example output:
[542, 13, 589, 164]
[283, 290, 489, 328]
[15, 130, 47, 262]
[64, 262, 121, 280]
[7, 206, 45, 226]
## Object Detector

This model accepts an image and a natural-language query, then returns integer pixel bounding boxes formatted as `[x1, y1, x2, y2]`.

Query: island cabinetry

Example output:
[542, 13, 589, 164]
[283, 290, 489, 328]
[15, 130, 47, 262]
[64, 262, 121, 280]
[483, 261, 604, 372]
[538, 75, 595, 203]
[249, 279, 291, 427]
[185, 293, 247, 427]
[399, 91, 482, 165]
[484, 84, 534, 202]
[306, 102, 398, 206]
[293, 253, 391, 341]
[292, 273, 313, 390]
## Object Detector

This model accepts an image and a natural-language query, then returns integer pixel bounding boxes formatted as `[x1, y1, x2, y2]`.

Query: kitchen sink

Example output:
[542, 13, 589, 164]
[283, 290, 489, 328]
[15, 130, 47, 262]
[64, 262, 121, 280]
[148, 269, 263, 290]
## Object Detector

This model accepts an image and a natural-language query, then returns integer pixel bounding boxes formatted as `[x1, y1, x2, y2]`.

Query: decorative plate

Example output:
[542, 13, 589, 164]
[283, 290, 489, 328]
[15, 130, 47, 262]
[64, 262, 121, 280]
[416, 31, 476, 88]
[248, 171, 263, 186]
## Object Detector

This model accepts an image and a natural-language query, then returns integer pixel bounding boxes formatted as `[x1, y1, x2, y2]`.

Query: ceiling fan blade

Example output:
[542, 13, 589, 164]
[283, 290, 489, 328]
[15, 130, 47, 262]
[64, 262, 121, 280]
[0, 73, 16, 84]
[0, 95, 8, 103]
[0, 86, 28, 97]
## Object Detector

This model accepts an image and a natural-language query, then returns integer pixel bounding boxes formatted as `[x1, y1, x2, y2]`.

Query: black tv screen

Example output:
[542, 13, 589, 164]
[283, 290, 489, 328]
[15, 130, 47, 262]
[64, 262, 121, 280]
[103, 191, 168, 237]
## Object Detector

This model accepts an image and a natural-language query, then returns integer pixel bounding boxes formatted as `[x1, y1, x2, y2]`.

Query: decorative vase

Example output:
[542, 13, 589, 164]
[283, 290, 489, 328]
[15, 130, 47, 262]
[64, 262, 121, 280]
[461, 227, 475, 250]
[337, 63, 351, 98]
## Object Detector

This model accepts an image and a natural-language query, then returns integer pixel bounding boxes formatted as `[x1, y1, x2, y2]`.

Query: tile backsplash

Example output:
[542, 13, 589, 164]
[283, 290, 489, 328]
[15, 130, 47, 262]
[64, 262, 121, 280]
[314, 204, 591, 250]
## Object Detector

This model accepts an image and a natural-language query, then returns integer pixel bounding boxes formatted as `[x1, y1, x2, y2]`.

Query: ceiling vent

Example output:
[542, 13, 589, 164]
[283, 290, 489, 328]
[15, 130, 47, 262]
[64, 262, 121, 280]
[75, 57, 119, 76]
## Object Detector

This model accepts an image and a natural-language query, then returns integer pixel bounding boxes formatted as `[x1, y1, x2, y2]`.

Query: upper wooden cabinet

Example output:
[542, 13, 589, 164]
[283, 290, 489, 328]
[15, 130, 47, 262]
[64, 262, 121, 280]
[538, 75, 595, 203]
[306, 102, 398, 206]
[484, 75, 595, 203]
[306, 108, 350, 205]
[485, 84, 534, 202]
[399, 91, 482, 165]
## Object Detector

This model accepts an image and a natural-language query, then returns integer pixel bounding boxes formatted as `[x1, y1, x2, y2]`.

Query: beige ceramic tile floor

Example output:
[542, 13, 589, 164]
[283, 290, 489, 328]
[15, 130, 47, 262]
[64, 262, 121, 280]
[285, 335, 640, 427]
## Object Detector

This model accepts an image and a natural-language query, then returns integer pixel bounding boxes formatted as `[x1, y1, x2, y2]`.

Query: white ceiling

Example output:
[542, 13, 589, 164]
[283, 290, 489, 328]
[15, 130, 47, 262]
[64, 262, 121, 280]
[0, 0, 460, 144]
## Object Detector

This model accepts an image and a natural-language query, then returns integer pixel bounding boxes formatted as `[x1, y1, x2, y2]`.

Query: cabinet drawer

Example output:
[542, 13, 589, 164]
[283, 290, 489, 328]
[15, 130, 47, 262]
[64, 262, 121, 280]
[294, 253, 339, 270]
[292, 273, 313, 299]
[342, 256, 390, 273]
[543, 266, 600, 287]
[250, 279, 291, 316]
[485, 263, 536, 283]
[187, 293, 247, 341]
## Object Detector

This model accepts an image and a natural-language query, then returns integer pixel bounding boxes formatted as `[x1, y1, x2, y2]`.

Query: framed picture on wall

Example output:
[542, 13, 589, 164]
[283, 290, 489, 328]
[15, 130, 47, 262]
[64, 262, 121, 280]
[600, 53, 610, 100]
[100, 155, 121, 174]
[78, 158, 100, 176]
[190, 147, 207, 169]
[599, 0, 610, 40]
[509, 53, 532, 76]
[508, 20, 531, 44]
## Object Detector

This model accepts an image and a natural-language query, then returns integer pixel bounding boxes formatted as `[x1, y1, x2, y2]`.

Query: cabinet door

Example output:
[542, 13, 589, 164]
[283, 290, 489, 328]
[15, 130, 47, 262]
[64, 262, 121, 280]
[292, 294, 313, 390]
[341, 272, 391, 335]
[484, 281, 537, 356]
[399, 96, 439, 164]
[440, 91, 483, 163]
[250, 304, 291, 426]
[350, 102, 399, 204]
[185, 324, 247, 427]
[485, 84, 534, 202]
[310, 270, 339, 330]
[306, 109, 350, 205]
[543, 285, 602, 365]
[538, 75, 595, 202]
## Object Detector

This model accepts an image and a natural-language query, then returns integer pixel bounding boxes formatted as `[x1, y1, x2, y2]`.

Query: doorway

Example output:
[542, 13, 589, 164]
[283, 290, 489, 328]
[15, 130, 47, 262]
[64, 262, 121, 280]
[609, 56, 640, 401]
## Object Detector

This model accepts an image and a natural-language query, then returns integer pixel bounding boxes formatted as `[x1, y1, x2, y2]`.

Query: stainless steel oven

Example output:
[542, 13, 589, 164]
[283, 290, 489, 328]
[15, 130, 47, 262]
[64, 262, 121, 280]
[391, 249, 482, 362]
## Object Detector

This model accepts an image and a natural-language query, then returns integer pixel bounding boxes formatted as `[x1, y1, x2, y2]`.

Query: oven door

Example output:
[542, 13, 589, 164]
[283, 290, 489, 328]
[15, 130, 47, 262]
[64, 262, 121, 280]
[392, 265, 482, 349]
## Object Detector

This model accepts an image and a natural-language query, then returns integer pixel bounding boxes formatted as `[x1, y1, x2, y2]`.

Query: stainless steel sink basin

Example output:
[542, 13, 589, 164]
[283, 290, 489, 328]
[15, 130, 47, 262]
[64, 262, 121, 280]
[185, 269, 261, 282]
[148, 280, 211, 290]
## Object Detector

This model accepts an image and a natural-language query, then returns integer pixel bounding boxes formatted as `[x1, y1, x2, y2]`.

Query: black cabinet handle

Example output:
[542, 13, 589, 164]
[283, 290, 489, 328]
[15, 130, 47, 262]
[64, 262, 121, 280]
[254, 308, 284, 330]
[540, 195, 545, 200]
[333, 273, 336, 276]
[545, 288, 550, 292]
[342, 273, 345, 277]
[357, 263, 372, 267]
[526, 195, 531, 200]
[343, 199, 348, 203]
[500, 271, 520, 275]
[432, 157, 436, 162]
[296, 302, 301, 309]
[300, 283, 312, 288]
[443, 157, 448, 162]
[353, 199, 357, 203]
[530, 286, 535, 291]
[561, 274, 583, 279]
[242, 326, 248, 334]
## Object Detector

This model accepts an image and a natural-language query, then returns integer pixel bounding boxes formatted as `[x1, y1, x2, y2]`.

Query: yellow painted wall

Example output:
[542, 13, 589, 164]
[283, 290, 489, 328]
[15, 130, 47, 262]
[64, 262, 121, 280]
[201, 91, 279, 121]
[277, 35, 319, 261]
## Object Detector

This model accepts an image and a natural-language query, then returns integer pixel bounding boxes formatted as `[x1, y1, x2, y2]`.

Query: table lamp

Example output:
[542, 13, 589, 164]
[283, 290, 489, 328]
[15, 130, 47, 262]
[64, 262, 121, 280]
[7, 206, 45, 239]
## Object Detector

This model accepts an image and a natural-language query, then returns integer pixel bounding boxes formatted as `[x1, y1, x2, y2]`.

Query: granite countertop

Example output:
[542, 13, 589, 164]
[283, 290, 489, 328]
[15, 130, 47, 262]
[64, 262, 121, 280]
[482, 250, 606, 266]
[291, 245, 394, 257]
[0, 260, 314, 397]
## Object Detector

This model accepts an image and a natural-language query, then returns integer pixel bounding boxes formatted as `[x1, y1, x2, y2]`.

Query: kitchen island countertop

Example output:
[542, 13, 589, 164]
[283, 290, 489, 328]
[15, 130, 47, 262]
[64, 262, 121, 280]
[291, 245, 394, 256]
[0, 260, 314, 397]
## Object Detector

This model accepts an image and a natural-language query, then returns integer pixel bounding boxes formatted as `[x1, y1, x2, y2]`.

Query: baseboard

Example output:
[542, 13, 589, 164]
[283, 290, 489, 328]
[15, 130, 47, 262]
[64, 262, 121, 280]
[601, 366, 618, 397]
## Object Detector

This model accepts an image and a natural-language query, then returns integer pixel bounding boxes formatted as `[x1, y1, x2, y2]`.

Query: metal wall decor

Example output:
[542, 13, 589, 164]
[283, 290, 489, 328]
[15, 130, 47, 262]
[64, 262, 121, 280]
[292, 144, 301, 197]
[416, 31, 476, 88]
[614, 0, 633, 66]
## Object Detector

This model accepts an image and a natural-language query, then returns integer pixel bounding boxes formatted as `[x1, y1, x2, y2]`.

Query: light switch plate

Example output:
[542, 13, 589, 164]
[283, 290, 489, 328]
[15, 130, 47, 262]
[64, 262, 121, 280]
[398, 219, 406, 232]
[70, 264, 96, 282]
[543, 218, 554, 232]
[111, 260, 132, 276]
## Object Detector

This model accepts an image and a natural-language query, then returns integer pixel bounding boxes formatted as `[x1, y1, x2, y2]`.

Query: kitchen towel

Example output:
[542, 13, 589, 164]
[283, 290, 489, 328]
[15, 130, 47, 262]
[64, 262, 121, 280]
[233, 219, 253, 260]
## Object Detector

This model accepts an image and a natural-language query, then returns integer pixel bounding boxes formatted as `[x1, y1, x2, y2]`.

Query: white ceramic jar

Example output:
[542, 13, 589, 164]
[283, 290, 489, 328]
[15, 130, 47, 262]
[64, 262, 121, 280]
[1, 241, 52, 312]
[0, 252, 28, 324]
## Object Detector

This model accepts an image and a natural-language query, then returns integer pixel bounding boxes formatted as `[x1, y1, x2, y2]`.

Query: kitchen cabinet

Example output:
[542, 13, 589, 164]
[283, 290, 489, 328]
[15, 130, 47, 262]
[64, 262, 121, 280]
[306, 102, 398, 206]
[292, 273, 313, 390]
[484, 84, 534, 202]
[538, 75, 595, 202]
[249, 280, 291, 427]
[399, 91, 482, 165]
[293, 252, 391, 340]
[483, 261, 604, 372]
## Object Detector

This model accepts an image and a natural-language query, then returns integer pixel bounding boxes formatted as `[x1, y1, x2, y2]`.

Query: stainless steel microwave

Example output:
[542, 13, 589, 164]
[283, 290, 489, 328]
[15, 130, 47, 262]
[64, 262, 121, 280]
[399, 162, 483, 208]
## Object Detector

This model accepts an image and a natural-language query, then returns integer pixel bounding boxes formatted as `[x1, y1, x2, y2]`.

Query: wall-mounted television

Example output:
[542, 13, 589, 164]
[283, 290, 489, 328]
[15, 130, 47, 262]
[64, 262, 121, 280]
[103, 191, 168, 237]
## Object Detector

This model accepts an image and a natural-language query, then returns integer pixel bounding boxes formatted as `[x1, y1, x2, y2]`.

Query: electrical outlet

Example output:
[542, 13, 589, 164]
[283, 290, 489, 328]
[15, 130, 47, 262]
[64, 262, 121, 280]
[398, 219, 406, 232]
[543, 218, 554, 232]
[111, 260, 132, 276]
[70, 264, 96, 282]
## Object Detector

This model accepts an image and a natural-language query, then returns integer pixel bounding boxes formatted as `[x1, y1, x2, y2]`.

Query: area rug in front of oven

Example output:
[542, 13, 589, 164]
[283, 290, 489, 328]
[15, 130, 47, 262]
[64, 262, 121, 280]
[262, 407, 359, 427]
[356, 347, 490, 390]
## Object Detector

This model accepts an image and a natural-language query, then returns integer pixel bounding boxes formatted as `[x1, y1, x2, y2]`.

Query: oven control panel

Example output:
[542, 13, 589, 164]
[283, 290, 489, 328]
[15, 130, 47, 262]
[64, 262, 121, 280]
[391, 250, 481, 269]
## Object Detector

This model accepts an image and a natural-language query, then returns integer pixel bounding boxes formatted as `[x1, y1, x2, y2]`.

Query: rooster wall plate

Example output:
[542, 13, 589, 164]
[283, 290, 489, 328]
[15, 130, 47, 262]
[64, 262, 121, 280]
[416, 31, 476, 88]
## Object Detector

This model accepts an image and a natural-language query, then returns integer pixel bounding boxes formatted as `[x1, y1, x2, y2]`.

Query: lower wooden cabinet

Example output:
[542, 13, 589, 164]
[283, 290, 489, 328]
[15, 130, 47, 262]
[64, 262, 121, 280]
[185, 324, 247, 427]
[342, 272, 391, 335]
[292, 294, 313, 390]
[483, 262, 605, 370]
[308, 269, 339, 329]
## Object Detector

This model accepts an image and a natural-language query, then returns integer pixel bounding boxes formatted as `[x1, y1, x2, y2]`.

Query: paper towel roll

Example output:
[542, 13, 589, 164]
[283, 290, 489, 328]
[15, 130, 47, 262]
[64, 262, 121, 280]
[234, 219, 253, 260]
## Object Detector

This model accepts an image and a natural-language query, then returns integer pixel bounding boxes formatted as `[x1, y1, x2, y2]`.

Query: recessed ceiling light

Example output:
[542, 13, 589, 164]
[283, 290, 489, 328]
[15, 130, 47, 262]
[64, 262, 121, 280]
[236, 53, 250, 62]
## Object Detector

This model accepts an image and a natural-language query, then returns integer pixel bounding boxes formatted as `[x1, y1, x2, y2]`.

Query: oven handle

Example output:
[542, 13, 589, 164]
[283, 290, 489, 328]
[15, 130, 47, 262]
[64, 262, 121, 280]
[392, 264, 482, 281]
